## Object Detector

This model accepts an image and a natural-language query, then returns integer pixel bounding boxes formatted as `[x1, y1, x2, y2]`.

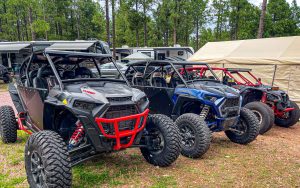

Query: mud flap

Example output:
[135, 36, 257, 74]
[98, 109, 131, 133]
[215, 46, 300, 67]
[8, 83, 24, 113]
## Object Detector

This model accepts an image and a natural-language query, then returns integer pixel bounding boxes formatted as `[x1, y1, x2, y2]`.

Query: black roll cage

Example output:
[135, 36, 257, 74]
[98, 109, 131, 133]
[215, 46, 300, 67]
[127, 60, 220, 87]
[22, 49, 130, 91]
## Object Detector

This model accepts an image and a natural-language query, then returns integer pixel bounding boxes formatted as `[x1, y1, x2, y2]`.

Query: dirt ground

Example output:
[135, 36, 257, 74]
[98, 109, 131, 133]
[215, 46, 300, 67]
[0, 89, 299, 187]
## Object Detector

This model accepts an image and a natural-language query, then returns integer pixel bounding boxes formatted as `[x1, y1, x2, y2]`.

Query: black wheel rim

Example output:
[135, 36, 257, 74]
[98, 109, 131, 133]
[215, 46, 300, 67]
[180, 124, 195, 148]
[148, 128, 165, 154]
[230, 119, 247, 136]
[31, 151, 46, 188]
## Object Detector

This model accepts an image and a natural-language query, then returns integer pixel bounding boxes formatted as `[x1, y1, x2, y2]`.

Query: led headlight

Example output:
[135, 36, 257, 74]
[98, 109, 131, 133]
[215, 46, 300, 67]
[73, 100, 98, 111]
[204, 95, 218, 102]
[137, 96, 148, 106]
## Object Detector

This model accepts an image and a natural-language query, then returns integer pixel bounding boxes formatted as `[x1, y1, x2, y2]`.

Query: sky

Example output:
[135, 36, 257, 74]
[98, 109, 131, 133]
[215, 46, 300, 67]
[249, 0, 300, 6]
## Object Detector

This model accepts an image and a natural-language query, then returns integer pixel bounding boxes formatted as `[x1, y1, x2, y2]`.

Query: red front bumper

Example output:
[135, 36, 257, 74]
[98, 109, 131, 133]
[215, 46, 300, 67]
[95, 109, 149, 150]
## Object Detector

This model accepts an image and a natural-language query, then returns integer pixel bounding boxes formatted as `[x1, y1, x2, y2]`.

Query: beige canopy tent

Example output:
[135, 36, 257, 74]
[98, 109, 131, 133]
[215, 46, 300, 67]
[188, 36, 300, 104]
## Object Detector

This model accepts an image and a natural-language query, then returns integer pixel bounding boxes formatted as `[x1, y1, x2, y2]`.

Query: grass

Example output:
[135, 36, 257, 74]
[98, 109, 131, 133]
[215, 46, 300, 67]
[0, 83, 8, 92]
[0, 125, 300, 187]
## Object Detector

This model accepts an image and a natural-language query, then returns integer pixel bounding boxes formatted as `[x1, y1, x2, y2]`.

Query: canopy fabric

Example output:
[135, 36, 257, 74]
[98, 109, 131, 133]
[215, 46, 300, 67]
[123, 52, 153, 60]
[188, 36, 300, 105]
[46, 42, 95, 50]
[188, 36, 300, 65]
[0, 43, 31, 53]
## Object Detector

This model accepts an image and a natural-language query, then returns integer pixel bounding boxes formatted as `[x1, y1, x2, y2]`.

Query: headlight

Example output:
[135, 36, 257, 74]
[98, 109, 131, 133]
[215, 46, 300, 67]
[137, 96, 148, 106]
[73, 100, 98, 111]
[204, 95, 217, 102]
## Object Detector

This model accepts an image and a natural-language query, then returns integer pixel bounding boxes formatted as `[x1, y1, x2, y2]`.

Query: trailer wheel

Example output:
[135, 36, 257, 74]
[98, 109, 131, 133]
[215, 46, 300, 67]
[175, 113, 211, 158]
[25, 130, 72, 188]
[0, 105, 17, 143]
[244, 102, 273, 134]
[275, 101, 300, 128]
[140, 114, 181, 167]
[225, 108, 259, 144]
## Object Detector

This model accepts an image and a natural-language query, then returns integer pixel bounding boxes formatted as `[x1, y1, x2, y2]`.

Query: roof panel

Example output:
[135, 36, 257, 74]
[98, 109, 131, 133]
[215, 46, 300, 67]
[0, 43, 31, 53]
[46, 42, 95, 50]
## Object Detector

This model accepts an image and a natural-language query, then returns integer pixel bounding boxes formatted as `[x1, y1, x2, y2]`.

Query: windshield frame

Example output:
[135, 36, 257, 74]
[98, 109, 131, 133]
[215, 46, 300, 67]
[44, 52, 130, 90]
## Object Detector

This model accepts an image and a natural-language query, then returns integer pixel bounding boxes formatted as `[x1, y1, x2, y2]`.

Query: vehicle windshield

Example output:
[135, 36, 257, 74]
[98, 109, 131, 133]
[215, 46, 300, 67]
[48, 54, 124, 81]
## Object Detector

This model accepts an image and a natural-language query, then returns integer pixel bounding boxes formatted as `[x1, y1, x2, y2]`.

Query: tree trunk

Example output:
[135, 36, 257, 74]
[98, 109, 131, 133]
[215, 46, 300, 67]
[143, 0, 147, 46]
[43, 4, 48, 40]
[15, 7, 21, 41]
[105, 0, 110, 45]
[196, 17, 199, 50]
[173, 18, 177, 45]
[23, 12, 29, 41]
[28, 7, 36, 40]
[135, 0, 139, 47]
[112, 0, 116, 58]
[257, 0, 267, 38]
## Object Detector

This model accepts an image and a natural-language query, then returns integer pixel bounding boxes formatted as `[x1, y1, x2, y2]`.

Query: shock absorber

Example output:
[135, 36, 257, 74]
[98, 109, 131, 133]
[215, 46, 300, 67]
[68, 120, 85, 150]
[200, 105, 210, 119]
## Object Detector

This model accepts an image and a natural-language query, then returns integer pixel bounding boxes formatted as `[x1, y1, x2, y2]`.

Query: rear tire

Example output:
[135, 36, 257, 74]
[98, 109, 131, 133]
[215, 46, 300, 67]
[140, 114, 181, 167]
[264, 104, 275, 132]
[225, 108, 259, 144]
[175, 113, 211, 158]
[25, 130, 72, 188]
[0, 105, 17, 143]
[244, 102, 273, 134]
[275, 101, 300, 128]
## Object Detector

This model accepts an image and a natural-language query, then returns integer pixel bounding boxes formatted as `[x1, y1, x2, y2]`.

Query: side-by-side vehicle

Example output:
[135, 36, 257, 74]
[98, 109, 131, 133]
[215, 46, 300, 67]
[125, 61, 259, 158]
[0, 50, 181, 187]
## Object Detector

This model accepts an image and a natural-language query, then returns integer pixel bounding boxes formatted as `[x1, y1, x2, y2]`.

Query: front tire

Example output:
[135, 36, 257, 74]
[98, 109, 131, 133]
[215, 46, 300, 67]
[275, 101, 300, 128]
[175, 113, 211, 158]
[140, 114, 181, 167]
[0, 105, 17, 143]
[225, 108, 259, 144]
[25, 131, 72, 188]
[244, 102, 274, 134]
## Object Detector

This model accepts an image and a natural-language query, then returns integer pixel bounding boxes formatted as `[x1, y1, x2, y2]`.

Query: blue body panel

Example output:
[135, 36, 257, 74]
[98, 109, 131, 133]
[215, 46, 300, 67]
[173, 87, 242, 132]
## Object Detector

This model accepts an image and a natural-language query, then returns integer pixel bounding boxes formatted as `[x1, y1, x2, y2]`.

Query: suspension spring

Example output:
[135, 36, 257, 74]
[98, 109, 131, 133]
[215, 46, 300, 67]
[68, 120, 85, 149]
[200, 105, 210, 119]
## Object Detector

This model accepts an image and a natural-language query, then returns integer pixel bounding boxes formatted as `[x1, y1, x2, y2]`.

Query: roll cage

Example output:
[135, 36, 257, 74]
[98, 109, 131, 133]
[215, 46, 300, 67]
[126, 60, 220, 87]
[179, 66, 262, 87]
[19, 49, 130, 90]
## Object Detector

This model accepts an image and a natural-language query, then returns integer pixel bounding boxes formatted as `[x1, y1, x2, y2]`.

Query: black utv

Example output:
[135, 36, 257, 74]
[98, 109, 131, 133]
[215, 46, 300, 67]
[0, 64, 11, 83]
[0, 50, 181, 187]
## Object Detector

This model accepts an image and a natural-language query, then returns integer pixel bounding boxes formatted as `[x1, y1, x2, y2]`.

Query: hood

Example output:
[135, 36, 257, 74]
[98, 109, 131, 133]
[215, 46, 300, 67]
[187, 81, 240, 97]
[63, 82, 145, 103]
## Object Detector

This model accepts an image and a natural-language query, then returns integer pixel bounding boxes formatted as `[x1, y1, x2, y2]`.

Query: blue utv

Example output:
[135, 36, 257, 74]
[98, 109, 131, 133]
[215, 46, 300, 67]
[125, 61, 259, 158]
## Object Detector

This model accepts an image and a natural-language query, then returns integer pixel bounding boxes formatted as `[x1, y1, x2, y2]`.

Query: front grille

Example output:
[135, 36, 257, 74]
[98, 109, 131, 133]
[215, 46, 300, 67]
[223, 98, 240, 108]
[221, 97, 240, 117]
[107, 96, 132, 103]
[102, 105, 138, 133]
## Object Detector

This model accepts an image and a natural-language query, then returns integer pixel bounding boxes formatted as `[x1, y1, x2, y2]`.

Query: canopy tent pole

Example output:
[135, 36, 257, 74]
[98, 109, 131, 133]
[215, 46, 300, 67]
[271, 65, 277, 86]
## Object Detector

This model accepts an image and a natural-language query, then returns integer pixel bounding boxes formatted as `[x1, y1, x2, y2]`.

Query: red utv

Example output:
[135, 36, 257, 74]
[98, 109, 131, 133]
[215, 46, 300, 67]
[179, 67, 300, 134]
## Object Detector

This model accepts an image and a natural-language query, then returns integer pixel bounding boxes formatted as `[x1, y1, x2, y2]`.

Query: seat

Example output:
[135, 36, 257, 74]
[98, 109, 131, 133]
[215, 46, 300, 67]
[132, 72, 144, 86]
[33, 66, 54, 90]
[223, 76, 229, 85]
[25, 70, 38, 87]
[62, 70, 75, 80]
[151, 72, 167, 87]
[169, 74, 182, 88]
[75, 67, 93, 78]
[208, 76, 216, 80]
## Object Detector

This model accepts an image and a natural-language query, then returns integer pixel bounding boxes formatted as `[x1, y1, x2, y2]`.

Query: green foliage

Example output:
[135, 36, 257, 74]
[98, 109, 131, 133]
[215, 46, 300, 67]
[0, 0, 299, 50]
